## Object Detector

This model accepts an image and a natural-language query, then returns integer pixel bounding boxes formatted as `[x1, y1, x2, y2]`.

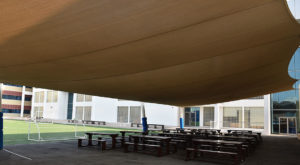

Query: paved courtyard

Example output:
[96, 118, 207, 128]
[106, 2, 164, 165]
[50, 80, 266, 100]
[0, 136, 299, 165]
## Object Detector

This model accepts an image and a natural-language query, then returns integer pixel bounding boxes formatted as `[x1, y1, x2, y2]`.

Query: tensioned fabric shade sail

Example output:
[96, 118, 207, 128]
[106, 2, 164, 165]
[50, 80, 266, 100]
[0, 0, 300, 106]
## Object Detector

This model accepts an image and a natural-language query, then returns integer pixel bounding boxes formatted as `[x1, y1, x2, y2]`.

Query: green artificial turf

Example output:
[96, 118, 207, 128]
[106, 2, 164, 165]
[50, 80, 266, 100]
[3, 119, 139, 145]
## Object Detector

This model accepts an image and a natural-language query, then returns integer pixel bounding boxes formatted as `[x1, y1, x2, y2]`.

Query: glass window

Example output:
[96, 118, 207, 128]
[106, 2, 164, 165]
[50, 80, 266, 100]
[130, 106, 141, 123]
[84, 106, 92, 121]
[76, 94, 84, 102]
[34, 91, 44, 103]
[272, 90, 297, 109]
[223, 107, 242, 128]
[117, 106, 128, 123]
[53, 91, 58, 102]
[184, 107, 200, 127]
[85, 95, 92, 102]
[46, 91, 58, 103]
[76, 94, 92, 102]
[34, 92, 39, 103]
[39, 91, 44, 103]
[75, 106, 84, 120]
[34, 106, 43, 118]
[203, 107, 214, 127]
[47, 91, 53, 103]
[244, 107, 264, 129]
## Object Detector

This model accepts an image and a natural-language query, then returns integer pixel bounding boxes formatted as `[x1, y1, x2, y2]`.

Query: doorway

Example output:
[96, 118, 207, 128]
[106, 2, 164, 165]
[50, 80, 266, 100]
[184, 107, 200, 127]
[279, 117, 297, 134]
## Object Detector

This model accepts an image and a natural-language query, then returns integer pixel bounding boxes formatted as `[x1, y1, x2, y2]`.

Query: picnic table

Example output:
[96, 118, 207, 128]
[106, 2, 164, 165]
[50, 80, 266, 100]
[187, 139, 244, 164]
[120, 131, 144, 146]
[208, 135, 255, 142]
[129, 135, 172, 155]
[193, 138, 244, 146]
[225, 132, 262, 143]
[85, 132, 119, 149]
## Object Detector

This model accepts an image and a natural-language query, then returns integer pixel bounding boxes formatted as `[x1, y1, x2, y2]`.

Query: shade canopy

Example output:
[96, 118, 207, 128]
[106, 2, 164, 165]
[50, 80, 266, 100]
[0, 0, 300, 106]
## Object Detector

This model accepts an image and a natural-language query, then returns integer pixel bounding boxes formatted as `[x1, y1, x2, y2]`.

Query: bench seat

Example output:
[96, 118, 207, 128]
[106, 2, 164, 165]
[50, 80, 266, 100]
[124, 142, 162, 157]
[186, 148, 241, 165]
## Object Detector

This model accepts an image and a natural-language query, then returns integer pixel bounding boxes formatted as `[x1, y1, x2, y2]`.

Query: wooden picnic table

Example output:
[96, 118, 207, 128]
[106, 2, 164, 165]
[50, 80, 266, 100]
[208, 135, 255, 142]
[193, 138, 243, 145]
[85, 132, 119, 149]
[120, 131, 144, 146]
[130, 135, 172, 154]
[225, 132, 262, 142]
[190, 139, 244, 163]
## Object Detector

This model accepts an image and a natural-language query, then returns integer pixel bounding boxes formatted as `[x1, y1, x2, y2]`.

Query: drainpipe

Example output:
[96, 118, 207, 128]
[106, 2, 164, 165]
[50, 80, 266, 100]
[141, 103, 148, 134]
[179, 107, 184, 129]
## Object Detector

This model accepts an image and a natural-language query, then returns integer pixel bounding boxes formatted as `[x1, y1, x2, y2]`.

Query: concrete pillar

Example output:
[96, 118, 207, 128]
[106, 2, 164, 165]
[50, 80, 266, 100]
[31, 88, 36, 119]
[264, 94, 271, 135]
[200, 106, 204, 127]
[214, 104, 220, 129]
[179, 107, 184, 129]
[242, 106, 245, 129]
[20, 86, 26, 118]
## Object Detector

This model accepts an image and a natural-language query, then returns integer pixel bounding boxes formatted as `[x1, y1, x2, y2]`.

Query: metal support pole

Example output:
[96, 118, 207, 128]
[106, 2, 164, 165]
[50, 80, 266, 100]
[141, 103, 148, 134]
[179, 107, 184, 129]
[0, 83, 3, 150]
[0, 112, 3, 150]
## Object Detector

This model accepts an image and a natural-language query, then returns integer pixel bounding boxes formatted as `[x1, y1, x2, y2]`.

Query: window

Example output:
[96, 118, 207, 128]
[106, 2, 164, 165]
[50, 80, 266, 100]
[117, 106, 141, 123]
[34, 92, 39, 103]
[203, 107, 214, 127]
[130, 106, 141, 123]
[223, 107, 242, 128]
[47, 91, 52, 102]
[244, 107, 264, 129]
[84, 106, 92, 121]
[184, 107, 200, 127]
[75, 106, 92, 121]
[34, 91, 44, 103]
[75, 106, 83, 120]
[47, 91, 58, 103]
[117, 106, 129, 123]
[85, 95, 92, 102]
[34, 106, 44, 118]
[76, 94, 84, 102]
[76, 94, 92, 102]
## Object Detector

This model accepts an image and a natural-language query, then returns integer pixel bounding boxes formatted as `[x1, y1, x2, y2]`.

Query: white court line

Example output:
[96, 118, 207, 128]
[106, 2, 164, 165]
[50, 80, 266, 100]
[3, 149, 32, 160]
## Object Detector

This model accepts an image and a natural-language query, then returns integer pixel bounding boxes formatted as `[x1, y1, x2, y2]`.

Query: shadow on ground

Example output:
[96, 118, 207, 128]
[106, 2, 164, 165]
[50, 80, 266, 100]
[0, 136, 299, 165]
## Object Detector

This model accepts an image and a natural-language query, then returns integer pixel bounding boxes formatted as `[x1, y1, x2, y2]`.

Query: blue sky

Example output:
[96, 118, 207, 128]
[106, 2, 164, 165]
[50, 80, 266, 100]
[287, 0, 300, 19]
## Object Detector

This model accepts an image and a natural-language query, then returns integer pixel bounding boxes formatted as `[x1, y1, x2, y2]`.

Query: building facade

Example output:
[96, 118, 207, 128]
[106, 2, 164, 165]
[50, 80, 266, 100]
[270, 47, 300, 134]
[31, 88, 68, 120]
[30, 89, 269, 133]
[1, 84, 32, 118]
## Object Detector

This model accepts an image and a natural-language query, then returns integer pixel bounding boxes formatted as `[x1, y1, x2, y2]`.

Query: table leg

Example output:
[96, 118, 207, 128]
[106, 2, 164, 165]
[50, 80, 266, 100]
[121, 132, 125, 147]
[133, 137, 138, 152]
[88, 134, 93, 146]
[112, 136, 117, 149]
[166, 140, 170, 154]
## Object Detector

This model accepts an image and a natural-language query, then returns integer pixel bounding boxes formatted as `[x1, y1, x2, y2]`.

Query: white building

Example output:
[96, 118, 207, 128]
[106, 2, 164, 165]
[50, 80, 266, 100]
[31, 88, 271, 134]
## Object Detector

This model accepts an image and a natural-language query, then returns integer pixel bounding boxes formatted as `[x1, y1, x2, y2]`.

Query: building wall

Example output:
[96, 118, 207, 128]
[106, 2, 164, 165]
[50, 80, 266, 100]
[183, 96, 269, 134]
[31, 88, 68, 120]
[30, 88, 270, 134]
[1, 84, 32, 118]
[72, 95, 179, 126]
